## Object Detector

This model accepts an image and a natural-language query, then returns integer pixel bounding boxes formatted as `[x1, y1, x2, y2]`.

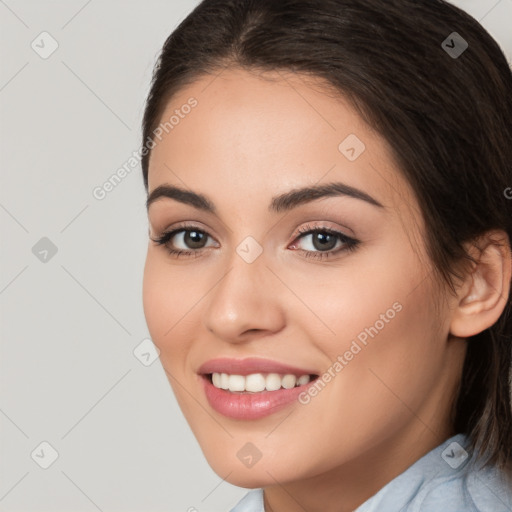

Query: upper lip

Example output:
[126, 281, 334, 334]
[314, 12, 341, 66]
[198, 357, 318, 377]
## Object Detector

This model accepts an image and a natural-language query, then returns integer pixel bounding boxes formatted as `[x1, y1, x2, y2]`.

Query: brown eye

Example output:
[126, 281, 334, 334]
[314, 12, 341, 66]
[151, 226, 217, 254]
[289, 225, 360, 260]
[310, 232, 338, 251]
[182, 230, 208, 249]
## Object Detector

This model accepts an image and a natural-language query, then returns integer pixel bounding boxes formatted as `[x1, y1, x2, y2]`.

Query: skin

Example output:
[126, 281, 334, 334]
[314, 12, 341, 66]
[142, 68, 511, 512]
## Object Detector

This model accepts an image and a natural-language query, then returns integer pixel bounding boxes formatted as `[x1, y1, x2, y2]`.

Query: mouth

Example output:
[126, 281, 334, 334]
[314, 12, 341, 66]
[204, 372, 319, 393]
[197, 358, 320, 420]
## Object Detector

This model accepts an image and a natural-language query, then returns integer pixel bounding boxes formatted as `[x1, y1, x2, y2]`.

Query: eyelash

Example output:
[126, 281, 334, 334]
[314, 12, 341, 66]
[150, 222, 360, 261]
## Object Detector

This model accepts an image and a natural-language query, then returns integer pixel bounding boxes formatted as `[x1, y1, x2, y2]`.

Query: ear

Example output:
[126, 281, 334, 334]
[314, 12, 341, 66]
[450, 230, 511, 338]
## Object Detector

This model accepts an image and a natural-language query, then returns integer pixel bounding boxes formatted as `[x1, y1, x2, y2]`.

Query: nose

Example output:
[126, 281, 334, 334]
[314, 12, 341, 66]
[202, 246, 286, 344]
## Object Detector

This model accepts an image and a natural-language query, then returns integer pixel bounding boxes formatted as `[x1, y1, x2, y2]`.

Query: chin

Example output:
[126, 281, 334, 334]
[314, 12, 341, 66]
[201, 445, 305, 488]
[213, 465, 279, 488]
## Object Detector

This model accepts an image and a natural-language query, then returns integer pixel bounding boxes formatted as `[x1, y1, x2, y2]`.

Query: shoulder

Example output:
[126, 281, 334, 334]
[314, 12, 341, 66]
[229, 488, 264, 512]
[417, 461, 512, 512]
[227, 436, 512, 512]
[357, 434, 512, 512]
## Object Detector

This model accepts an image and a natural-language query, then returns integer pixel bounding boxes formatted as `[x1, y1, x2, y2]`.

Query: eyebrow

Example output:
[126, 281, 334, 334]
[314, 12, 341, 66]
[146, 182, 384, 213]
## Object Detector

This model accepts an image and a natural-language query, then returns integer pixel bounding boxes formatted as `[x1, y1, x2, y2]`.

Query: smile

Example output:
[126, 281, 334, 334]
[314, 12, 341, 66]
[198, 358, 319, 420]
[210, 372, 313, 392]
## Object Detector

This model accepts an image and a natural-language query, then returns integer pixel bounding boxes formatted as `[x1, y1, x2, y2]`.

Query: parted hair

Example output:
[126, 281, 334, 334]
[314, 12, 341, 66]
[141, 0, 512, 472]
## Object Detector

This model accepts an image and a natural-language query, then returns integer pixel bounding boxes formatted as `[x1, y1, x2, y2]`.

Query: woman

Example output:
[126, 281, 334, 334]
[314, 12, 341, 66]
[140, 0, 512, 510]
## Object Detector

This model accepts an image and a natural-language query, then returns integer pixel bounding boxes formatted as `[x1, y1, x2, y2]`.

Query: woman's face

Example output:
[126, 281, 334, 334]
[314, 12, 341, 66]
[143, 68, 465, 487]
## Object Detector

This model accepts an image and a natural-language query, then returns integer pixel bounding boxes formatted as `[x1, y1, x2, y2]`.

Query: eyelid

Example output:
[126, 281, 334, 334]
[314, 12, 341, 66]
[152, 220, 351, 243]
[150, 220, 216, 240]
[150, 220, 360, 262]
[289, 222, 357, 249]
[292, 220, 353, 237]
[150, 222, 219, 247]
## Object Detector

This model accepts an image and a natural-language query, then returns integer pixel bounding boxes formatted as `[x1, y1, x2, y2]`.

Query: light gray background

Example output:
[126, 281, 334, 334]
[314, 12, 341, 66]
[1, 1, 511, 511]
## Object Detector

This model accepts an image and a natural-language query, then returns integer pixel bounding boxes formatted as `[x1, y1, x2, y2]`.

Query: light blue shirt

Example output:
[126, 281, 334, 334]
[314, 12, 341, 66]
[229, 433, 512, 511]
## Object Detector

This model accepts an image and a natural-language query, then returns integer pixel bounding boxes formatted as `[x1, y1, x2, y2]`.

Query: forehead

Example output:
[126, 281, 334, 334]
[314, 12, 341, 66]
[147, 67, 413, 213]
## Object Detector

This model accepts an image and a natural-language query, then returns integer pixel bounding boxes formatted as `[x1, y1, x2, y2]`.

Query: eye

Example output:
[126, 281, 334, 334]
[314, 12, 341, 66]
[170, 229, 212, 250]
[150, 223, 218, 258]
[289, 223, 360, 260]
[150, 222, 360, 260]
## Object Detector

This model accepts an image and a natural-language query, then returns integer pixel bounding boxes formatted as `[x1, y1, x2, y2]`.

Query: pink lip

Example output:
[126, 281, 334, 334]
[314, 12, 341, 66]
[201, 375, 316, 420]
[197, 357, 319, 420]
[197, 357, 317, 377]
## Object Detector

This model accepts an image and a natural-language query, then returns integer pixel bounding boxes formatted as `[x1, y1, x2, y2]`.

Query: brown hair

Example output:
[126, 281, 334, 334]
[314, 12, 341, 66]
[141, 0, 512, 471]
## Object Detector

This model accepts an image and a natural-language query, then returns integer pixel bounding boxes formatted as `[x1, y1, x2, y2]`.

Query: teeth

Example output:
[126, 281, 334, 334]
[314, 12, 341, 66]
[210, 372, 312, 392]
[282, 374, 296, 389]
[266, 373, 282, 391]
[228, 374, 245, 392]
[212, 372, 221, 388]
[220, 373, 229, 390]
[246, 373, 266, 392]
[297, 374, 310, 386]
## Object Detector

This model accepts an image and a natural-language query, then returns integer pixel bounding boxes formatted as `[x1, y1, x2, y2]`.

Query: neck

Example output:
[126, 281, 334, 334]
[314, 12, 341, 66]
[263, 422, 455, 512]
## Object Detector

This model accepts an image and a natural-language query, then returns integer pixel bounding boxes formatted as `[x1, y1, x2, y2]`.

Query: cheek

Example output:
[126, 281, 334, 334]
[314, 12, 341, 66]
[142, 250, 195, 362]
[278, 239, 421, 348]
[318, 275, 445, 438]
[285, 242, 443, 424]
[142, 251, 202, 416]
[142, 251, 169, 340]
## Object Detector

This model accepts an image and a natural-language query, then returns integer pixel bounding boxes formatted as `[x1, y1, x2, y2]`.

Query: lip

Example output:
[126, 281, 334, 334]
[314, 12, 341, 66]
[198, 357, 319, 420]
[197, 357, 317, 377]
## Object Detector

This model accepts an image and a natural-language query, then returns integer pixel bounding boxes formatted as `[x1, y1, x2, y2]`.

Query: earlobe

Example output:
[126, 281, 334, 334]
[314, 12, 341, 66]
[450, 230, 511, 339]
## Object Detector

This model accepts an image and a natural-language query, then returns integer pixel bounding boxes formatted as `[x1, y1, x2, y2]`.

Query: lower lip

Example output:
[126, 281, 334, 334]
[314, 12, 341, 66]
[201, 375, 315, 420]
